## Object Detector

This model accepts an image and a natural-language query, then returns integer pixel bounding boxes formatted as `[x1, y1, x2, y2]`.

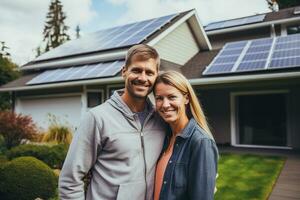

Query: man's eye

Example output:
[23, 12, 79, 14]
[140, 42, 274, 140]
[146, 71, 154, 76]
[155, 96, 163, 101]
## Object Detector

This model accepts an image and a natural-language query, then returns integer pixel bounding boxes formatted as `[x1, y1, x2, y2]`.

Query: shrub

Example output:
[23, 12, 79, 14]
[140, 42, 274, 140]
[0, 111, 38, 149]
[0, 156, 57, 200]
[6, 144, 69, 169]
[41, 114, 73, 145]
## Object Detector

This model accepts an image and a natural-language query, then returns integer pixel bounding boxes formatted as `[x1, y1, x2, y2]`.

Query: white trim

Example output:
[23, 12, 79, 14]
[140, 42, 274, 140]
[22, 50, 127, 71]
[106, 84, 124, 99]
[147, 10, 211, 50]
[230, 90, 290, 148]
[189, 71, 300, 86]
[232, 144, 292, 149]
[18, 92, 82, 100]
[81, 85, 87, 114]
[207, 16, 300, 35]
[0, 76, 124, 92]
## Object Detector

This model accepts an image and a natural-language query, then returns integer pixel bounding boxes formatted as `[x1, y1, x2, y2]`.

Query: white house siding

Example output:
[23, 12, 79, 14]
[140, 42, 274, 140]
[154, 22, 199, 65]
[15, 95, 82, 131]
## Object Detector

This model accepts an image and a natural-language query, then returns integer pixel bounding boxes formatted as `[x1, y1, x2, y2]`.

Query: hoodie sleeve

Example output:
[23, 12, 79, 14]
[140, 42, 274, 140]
[59, 111, 102, 200]
[188, 138, 218, 200]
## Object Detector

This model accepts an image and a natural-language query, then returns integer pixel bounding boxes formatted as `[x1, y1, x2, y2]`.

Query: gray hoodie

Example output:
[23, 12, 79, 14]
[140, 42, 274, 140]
[59, 91, 166, 200]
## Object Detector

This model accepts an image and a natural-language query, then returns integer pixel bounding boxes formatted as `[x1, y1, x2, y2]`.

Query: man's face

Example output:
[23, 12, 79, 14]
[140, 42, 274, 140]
[122, 58, 158, 99]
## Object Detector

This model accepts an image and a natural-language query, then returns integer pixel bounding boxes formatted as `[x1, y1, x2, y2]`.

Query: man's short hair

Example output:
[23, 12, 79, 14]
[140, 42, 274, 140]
[125, 44, 160, 70]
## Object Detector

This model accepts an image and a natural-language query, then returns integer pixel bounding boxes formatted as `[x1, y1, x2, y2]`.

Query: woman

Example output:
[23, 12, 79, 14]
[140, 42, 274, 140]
[153, 71, 218, 200]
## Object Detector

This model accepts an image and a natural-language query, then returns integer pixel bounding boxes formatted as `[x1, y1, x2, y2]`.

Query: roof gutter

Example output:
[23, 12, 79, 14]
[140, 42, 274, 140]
[0, 76, 124, 92]
[189, 71, 300, 85]
[21, 50, 127, 71]
[206, 16, 300, 35]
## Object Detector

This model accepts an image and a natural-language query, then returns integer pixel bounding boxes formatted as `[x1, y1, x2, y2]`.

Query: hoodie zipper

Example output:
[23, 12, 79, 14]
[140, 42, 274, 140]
[138, 110, 154, 200]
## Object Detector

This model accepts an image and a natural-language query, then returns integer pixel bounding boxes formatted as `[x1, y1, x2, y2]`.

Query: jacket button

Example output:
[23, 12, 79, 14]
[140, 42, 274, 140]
[169, 160, 172, 164]
[163, 181, 167, 184]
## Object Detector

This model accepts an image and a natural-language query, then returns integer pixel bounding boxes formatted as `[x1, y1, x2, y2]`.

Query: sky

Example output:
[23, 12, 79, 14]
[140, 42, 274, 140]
[0, 0, 270, 66]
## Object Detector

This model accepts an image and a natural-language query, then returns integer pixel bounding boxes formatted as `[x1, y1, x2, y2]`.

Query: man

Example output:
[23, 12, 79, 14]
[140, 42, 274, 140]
[59, 44, 166, 200]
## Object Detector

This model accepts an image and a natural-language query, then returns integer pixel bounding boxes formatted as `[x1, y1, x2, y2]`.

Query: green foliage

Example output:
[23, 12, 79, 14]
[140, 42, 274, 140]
[0, 156, 57, 200]
[42, 0, 70, 53]
[6, 144, 69, 169]
[41, 113, 73, 145]
[0, 55, 20, 110]
[0, 111, 38, 149]
[278, 0, 300, 9]
[215, 153, 285, 200]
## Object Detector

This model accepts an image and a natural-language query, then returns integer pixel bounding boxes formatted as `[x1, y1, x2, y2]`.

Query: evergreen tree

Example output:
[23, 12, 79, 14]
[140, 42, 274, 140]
[0, 44, 20, 110]
[43, 0, 70, 52]
[0, 41, 10, 58]
[266, 0, 300, 10]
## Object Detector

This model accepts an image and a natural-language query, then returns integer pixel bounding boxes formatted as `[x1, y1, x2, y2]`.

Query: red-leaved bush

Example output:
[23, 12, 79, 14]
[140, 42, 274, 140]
[0, 111, 38, 149]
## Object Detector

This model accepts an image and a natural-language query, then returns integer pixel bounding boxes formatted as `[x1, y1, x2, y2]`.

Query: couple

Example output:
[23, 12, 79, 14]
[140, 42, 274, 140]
[59, 44, 218, 200]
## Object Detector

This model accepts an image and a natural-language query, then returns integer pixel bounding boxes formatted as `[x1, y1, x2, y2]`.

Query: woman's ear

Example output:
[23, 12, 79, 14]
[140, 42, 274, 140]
[184, 94, 189, 105]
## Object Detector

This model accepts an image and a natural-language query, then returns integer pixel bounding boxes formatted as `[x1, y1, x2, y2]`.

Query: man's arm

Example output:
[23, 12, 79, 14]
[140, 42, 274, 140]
[188, 138, 218, 200]
[59, 111, 101, 200]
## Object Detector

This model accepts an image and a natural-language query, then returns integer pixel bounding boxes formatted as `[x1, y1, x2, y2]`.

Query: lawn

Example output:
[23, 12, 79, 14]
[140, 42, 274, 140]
[215, 153, 285, 200]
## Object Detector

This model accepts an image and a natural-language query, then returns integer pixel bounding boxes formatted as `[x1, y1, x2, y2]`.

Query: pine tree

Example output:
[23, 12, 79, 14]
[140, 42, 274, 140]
[0, 41, 10, 58]
[0, 43, 20, 110]
[43, 0, 70, 52]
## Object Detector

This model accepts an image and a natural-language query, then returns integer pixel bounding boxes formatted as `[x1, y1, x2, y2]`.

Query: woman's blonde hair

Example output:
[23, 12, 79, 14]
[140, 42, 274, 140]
[155, 71, 213, 139]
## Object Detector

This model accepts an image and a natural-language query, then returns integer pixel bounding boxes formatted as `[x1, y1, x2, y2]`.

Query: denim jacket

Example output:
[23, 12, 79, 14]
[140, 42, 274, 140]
[158, 118, 218, 200]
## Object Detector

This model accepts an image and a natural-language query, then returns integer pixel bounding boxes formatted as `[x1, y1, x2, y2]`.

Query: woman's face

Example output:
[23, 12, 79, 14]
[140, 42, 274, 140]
[154, 82, 189, 125]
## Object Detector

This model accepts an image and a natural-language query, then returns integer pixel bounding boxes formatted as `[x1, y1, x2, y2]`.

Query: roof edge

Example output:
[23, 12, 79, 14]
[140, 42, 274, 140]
[0, 76, 124, 92]
[207, 16, 300, 35]
[189, 71, 300, 86]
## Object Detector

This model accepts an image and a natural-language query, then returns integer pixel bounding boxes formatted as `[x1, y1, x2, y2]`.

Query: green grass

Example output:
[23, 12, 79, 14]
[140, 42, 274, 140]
[215, 153, 285, 200]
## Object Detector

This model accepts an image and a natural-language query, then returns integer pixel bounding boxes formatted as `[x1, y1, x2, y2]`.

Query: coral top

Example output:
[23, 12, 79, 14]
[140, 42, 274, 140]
[154, 139, 175, 200]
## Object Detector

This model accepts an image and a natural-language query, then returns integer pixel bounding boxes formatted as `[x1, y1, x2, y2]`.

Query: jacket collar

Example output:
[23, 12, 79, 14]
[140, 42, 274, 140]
[109, 89, 155, 118]
[177, 118, 197, 139]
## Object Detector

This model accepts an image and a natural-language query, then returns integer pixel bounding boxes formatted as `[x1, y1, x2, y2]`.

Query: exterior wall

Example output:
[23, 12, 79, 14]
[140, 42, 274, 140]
[15, 94, 82, 130]
[154, 22, 199, 65]
[197, 89, 231, 144]
[208, 26, 271, 49]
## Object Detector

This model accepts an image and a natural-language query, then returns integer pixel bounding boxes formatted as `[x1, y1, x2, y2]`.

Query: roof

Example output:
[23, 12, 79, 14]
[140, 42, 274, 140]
[0, 59, 181, 91]
[22, 9, 209, 72]
[205, 7, 300, 32]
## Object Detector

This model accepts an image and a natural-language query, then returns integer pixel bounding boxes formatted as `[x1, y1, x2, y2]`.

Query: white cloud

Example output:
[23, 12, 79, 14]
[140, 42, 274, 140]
[106, 0, 270, 26]
[0, 0, 95, 65]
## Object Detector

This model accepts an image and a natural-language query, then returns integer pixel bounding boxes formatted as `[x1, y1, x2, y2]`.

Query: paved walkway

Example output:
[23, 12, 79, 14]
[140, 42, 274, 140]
[219, 146, 300, 200]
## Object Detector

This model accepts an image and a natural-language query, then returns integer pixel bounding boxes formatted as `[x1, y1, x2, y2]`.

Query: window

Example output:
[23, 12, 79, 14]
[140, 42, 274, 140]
[87, 92, 103, 108]
[107, 85, 124, 99]
[287, 24, 300, 35]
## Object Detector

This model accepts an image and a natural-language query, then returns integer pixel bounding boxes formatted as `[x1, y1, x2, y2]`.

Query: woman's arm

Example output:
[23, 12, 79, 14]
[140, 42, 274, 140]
[188, 138, 218, 200]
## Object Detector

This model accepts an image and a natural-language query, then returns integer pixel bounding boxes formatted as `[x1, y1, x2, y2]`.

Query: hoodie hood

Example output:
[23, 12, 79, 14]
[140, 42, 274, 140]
[108, 89, 155, 119]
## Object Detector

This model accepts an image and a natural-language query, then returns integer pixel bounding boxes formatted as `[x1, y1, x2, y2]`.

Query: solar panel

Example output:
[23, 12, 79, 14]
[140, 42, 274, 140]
[205, 14, 265, 31]
[34, 14, 177, 62]
[294, 7, 300, 15]
[26, 60, 124, 85]
[203, 33, 300, 75]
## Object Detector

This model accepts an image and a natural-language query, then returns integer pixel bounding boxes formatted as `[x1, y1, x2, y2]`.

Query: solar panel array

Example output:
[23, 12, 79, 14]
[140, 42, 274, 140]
[203, 33, 300, 75]
[205, 14, 266, 31]
[35, 14, 177, 62]
[26, 60, 124, 85]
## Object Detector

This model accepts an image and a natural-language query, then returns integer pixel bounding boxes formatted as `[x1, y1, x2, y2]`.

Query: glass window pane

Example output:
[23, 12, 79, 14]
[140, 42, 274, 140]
[87, 92, 102, 108]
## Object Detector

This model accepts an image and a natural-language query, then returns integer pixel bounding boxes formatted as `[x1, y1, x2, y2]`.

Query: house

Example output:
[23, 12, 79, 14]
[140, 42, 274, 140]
[1, 7, 300, 149]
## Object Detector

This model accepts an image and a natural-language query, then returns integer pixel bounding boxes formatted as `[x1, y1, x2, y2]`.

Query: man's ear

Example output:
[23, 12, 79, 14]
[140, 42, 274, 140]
[121, 66, 126, 78]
